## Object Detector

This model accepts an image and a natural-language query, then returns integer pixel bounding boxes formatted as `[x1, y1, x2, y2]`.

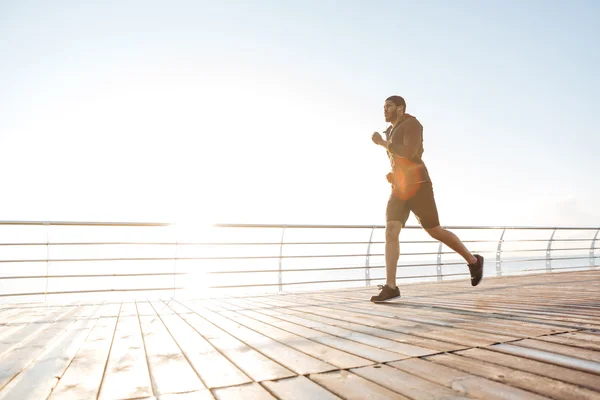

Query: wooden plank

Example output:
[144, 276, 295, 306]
[0, 313, 43, 353]
[118, 302, 138, 317]
[175, 306, 295, 382]
[304, 302, 519, 346]
[182, 302, 337, 375]
[262, 376, 341, 400]
[4, 307, 64, 324]
[309, 370, 409, 400]
[264, 303, 461, 355]
[155, 301, 252, 389]
[430, 301, 600, 327]
[454, 320, 570, 338]
[135, 301, 156, 316]
[350, 364, 470, 400]
[573, 331, 600, 342]
[512, 338, 600, 362]
[246, 296, 323, 309]
[237, 308, 404, 363]
[0, 306, 99, 400]
[75, 304, 104, 318]
[403, 284, 595, 303]
[364, 298, 575, 335]
[490, 343, 600, 375]
[407, 284, 600, 303]
[151, 301, 176, 315]
[257, 303, 483, 353]
[218, 309, 373, 370]
[455, 348, 600, 393]
[299, 293, 573, 337]
[0, 306, 77, 359]
[290, 294, 470, 325]
[216, 298, 258, 311]
[271, 295, 489, 334]
[262, 307, 437, 357]
[48, 313, 119, 399]
[406, 300, 580, 334]
[137, 302, 205, 396]
[230, 297, 286, 310]
[159, 389, 214, 399]
[0, 306, 93, 397]
[0, 307, 78, 358]
[212, 383, 276, 400]
[409, 295, 599, 318]
[464, 299, 600, 317]
[536, 333, 600, 351]
[390, 357, 554, 400]
[403, 297, 600, 329]
[0, 322, 19, 338]
[274, 307, 442, 357]
[97, 303, 153, 400]
[425, 352, 600, 400]
[162, 300, 196, 315]
[438, 292, 600, 314]
[97, 303, 121, 318]
[0, 307, 28, 323]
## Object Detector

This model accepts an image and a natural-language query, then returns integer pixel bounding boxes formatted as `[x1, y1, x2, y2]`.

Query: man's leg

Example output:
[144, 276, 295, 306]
[370, 195, 407, 302]
[425, 226, 476, 264]
[425, 226, 483, 286]
[385, 221, 402, 288]
[410, 181, 484, 286]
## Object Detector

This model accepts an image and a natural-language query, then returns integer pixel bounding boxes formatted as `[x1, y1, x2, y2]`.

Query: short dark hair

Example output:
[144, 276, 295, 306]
[386, 95, 406, 110]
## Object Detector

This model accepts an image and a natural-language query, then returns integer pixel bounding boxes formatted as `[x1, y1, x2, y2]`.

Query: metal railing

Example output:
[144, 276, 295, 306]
[0, 221, 598, 301]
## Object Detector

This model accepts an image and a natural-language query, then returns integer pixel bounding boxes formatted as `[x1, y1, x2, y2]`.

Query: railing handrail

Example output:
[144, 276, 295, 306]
[213, 223, 600, 230]
[0, 220, 598, 230]
[0, 220, 171, 227]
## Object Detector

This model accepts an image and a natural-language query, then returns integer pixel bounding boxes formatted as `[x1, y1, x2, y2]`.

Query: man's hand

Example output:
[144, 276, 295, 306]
[371, 132, 385, 146]
[386, 172, 394, 184]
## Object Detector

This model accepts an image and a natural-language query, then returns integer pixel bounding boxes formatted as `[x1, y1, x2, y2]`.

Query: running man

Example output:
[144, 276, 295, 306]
[370, 95, 483, 302]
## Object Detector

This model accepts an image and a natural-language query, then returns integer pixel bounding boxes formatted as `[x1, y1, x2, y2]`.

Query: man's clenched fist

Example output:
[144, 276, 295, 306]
[371, 132, 384, 145]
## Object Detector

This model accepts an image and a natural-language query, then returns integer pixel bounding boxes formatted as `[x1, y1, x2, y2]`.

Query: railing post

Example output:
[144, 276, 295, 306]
[173, 240, 178, 298]
[546, 228, 557, 272]
[278, 226, 286, 293]
[43, 222, 50, 305]
[436, 240, 443, 282]
[590, 229, 600, 269]
[365, 227, 375, 286]
[496, 228, 506, 277]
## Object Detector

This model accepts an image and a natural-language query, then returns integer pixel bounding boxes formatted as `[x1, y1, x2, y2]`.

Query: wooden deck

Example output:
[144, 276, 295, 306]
[1, 270, 600, 399]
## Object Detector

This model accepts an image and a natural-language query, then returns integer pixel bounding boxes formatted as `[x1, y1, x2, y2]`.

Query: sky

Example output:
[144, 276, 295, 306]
[1, 0, 599, 228]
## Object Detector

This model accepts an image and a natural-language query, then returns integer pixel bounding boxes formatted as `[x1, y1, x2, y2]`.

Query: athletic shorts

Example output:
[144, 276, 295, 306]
[386, 181, 440, 228]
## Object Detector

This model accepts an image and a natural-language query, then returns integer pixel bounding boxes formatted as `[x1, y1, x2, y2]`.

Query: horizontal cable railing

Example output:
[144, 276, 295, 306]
[0, 221, 598, 302]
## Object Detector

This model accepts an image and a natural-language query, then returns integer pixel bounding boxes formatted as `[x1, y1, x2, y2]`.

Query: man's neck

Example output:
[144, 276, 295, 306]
[391, 112, 406, 128]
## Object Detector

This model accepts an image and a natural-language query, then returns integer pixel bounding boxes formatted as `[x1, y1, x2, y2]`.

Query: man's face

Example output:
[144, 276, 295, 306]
[384, 100, 402, 123]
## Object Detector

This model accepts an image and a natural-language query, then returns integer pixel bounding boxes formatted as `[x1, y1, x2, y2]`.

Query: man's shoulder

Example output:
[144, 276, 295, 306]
[401, 115, 422, 131]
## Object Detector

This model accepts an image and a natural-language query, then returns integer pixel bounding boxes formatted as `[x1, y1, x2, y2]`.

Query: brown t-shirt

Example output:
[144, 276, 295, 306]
[384, 114, 431, 184]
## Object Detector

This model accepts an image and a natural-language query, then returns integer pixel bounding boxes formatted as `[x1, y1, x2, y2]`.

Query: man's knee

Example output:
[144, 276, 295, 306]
[425, 225, 443, 240]
[385, 221, 402, 241]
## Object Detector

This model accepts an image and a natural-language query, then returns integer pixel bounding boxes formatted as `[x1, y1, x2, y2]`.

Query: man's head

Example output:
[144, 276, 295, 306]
[384, 95, 406, 124]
